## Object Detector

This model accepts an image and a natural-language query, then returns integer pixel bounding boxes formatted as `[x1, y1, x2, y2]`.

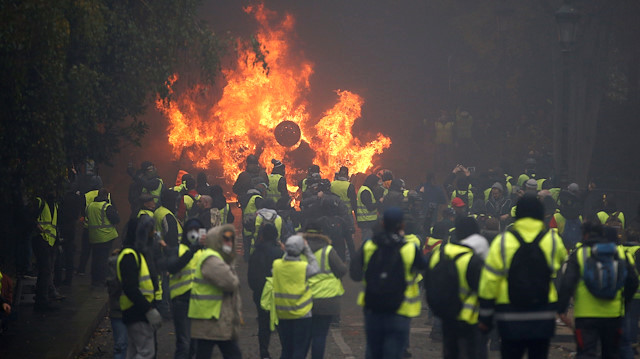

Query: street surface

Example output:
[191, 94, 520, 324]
[77, 255, 576, 359]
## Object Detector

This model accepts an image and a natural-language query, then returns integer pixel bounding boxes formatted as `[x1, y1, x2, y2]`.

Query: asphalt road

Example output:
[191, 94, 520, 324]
[77, 255, 576, 359]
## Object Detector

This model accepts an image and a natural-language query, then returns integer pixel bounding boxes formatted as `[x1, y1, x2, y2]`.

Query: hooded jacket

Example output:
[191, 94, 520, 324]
[191, 224, 243, 341]
[305, 232, 347, 316]
[232, 163, 268, 197]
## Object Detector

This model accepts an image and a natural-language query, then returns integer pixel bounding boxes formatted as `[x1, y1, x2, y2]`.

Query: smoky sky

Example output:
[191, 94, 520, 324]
[200, 0, 448, 180]
[112, 1, 452, 195]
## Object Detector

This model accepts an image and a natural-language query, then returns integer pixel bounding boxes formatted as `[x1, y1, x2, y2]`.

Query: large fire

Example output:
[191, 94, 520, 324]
[156, 3, 391, 196]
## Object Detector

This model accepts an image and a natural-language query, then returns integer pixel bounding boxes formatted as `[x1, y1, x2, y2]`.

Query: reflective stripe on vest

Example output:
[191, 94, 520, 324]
[243, 195, 262, 237]
[87, 201, 118, 244]
[573, 244, 626, 318]
[117, 248, 154, 310]
[357, 240, 421, 317]
[272, 259, 313, 319]
[429, 243, 478, 324]
[307, 246, 345, 299]
[37, 197, 58, 246]
[169, 244, 201, 299]
[188, 249, 225, 320]
[154, 206, 183, 240]
[356, 186, 377, 222]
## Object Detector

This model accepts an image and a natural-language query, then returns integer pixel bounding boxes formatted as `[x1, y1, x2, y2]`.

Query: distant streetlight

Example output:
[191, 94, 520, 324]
[554, 1, 580, 185]
[555, 1, 581, 51]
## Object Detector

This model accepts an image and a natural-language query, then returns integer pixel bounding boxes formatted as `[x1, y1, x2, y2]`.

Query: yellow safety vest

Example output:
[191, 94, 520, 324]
[220, 203, 230, 224]
[429, 243, 479, 324]
[301, 178, 308, 193]
[169, 244, 201, 299]
[83, 190, 110, 228]
[597, 211, 626, 229]
[86, 201, 118, 244]
[37, 197, 58, 246]
[307, 245, 345, 299]
[623, 244, 640, 300]
[450, 190, 474, 209]
[266, 174, 284, 203]
[117, 248, 154, 310]
[142, 178, 164, 205]
[435, 121, 453, 145]
[356, 186, 377, 223]
[479, 218, 566, 322]
[188, 248, 224, 320]
[252, 214, 283, 254]
[137, 209, 154, 218]
[552, 213, 582, 235]
[330, 180, 352, 213]
[243, 194, 262, 237]
[154, 206, 183, 239]
[272, 259, 313, 319]
[357, 240, 421, 317]
[573, 243, 626, 318]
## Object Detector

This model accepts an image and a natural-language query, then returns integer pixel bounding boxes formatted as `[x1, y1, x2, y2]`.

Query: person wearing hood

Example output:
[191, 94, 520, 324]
[382, 179, 406, 213]
[350, 207, 427, 359]
[266, 159, 289, 204]
[239, 183, 266, 261]
[425, 211, 486, 359]
[299, 165, 321, 194]
[167, 218, 206, 359]
[249, 199, 283, 255]
[557, 222, 638, 359]
[272, 234, 320, 359]
[127, 161, 164, 207]
[154, 189, 182, 319]
[357, 174, 381, 243]
[117, 215, 162, 359]
[330, 166, 357, 218]
[484, 182, 512, 231]
[87, 188, 120, 287]
[247, 223, 285, 359]
[304, 221, 348, 359]
[232, 154, 268, 198]
[478, 194, 567, 359]
[210, 185, 234, 225]
[195, 172, 210, 197]
[456, 216, 489, 260]
[189, 224, 242, 359]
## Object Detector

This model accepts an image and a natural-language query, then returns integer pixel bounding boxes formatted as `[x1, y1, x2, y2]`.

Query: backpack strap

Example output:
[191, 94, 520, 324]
[509, 228, 547, 246]
[509, 229, 552, 269]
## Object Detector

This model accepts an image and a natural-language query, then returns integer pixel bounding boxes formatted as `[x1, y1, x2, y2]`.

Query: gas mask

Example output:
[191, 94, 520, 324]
[186, 230, 199, 245]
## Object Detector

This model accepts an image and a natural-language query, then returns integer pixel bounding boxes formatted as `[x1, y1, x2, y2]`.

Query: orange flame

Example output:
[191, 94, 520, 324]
[156, 3, 391, 195]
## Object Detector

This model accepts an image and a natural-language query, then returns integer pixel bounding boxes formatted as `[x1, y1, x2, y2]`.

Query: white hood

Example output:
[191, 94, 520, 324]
[460, 233, 489, 260]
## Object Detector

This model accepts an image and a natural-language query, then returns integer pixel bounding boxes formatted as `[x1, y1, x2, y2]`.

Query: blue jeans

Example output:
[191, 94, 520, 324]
[110, 317, 127, 359]
[172, 296, 195, 359]
[364, 309, 411, 359]
[311, 315, 332, 359]
[277, 317, 312, 359]
[621, 299, 640, 359]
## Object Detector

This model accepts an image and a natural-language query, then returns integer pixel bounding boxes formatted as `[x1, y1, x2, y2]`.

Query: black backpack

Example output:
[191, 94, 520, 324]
[364, 240, 407, 313]
[507, 229, 552, 309]
[425, 243, 467, 319]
